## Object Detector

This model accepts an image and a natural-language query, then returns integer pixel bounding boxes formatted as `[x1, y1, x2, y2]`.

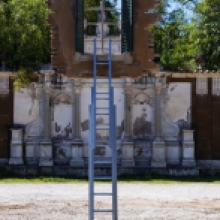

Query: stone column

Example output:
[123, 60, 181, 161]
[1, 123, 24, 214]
[74, 80, 82, 141]
[181, 130, 196, 167]
[39, 71, 53, 166]
[152, 77, 166, 167]
[121, 78, 135, 167]
[25, 83, 41, 166]
[9, 129, 24, 165]
[70, 79, 84, 166]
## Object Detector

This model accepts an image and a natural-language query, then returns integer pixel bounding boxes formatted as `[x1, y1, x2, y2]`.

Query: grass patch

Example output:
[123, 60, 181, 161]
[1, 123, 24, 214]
[0, 175, 220, 184]
[0, 177, 88, 184]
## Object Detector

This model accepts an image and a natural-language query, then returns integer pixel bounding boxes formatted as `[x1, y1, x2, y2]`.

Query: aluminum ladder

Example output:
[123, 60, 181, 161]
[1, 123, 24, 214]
[88, 39, 118, 220]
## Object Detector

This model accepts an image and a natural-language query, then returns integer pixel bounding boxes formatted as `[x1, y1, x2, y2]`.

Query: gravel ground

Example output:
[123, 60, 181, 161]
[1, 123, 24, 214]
[0, 183, 220, 220]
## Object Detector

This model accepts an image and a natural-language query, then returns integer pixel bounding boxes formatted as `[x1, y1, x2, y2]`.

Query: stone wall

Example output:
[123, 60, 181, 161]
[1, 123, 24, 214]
[8, 71, 196, 168]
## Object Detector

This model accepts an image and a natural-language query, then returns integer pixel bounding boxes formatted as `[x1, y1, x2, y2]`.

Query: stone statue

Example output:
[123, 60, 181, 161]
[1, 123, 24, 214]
[98, 1, 107, 22]
[96, 1, 109, 36]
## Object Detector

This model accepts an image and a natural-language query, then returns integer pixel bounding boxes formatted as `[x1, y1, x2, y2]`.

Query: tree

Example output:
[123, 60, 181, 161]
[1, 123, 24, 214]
[149, 0, 220, 71]
[148, 0, 197, 71]
[192, 0, 220, 70]
[0, 0, 50, 70]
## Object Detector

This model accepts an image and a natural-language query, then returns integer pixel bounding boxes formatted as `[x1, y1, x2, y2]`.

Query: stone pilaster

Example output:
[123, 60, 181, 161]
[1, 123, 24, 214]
[181, 130, 196, 167]
[70, 80, 75, 140]
[70, 79, 84, 166]
[39, 71, 53, 166]
[121, 78, 134, 167]
[152, 77, 166, 168]
[9, 129, 24, 165]
[123, 84, 133, 139]
[74, 80, 82, 141]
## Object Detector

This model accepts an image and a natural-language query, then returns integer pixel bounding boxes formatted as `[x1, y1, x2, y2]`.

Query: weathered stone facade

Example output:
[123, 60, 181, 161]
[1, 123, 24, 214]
[8, 71, 196, 168]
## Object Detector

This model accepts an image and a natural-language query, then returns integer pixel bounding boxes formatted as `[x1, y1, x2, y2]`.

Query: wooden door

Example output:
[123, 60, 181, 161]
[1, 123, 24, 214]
[0, 78, 14, 159]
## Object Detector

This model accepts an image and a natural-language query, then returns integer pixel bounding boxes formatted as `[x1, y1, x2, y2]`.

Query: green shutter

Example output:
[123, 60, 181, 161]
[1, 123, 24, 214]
[122, 0, 133, 53]
[75, 0, 84, 53]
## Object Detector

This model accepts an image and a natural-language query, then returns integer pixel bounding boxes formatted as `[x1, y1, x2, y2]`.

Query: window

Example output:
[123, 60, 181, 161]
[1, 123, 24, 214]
[75, 0, 133, 55]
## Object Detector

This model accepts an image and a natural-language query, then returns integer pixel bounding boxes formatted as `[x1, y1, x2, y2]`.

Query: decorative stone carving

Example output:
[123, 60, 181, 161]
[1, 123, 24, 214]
[181, 130, 196, 167]
[0, 76, 9, 94]
[9, 129, 24, 165]
[212, 78, 220, 96]
[132, 89, 154, 106]
[196, 78, 208, 95]
[162, 118, 179, 140]
[53, 93, 71, 105]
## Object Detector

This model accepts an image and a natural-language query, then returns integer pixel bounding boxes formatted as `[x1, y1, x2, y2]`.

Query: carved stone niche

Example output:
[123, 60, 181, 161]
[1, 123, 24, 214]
[9, 129, 24, 165]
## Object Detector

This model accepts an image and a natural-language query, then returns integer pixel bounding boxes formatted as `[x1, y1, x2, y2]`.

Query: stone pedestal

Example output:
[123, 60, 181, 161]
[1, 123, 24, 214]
[151, 141, 166, 167]
[70, 141, 84, 166]
[121, 142, 135, 167]
[39, 141, 53, 166]
[166, 142, 181, 166]
[25, 141, 39, 165]
[9, 129, 24, 165]
[181, 130, 196, 167]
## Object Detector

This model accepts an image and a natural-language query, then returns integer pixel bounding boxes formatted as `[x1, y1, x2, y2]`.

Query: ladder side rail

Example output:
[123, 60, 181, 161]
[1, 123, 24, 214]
[89, 104, 95, 220]
[94, 39, 97, 94]
[108, 38, 118, 219]
[111, 103, 118, 220]
[108, 39, 112, 90]
[89, 39, 97, 220]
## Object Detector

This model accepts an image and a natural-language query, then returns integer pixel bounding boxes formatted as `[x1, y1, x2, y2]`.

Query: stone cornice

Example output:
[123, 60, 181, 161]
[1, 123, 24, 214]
[169, 72, 220, 78]
[0, 71, 18, 77]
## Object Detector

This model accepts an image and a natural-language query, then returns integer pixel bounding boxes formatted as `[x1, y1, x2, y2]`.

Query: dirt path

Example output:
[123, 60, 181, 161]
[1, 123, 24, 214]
[0, 183, 220, 219]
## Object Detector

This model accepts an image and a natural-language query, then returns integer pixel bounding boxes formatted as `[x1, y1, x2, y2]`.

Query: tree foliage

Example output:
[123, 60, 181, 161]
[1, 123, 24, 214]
[149, 0, 220, 71]
[0, 0, 50, 70]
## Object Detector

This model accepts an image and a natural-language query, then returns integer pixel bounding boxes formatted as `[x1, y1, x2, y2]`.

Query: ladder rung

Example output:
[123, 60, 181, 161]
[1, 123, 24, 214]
[96, 98, 109, 100]
[97, 62, 108, 65]
[94, 176, 112, 180]
[94, 209, 112, 213]
[96, 123, 109, 125]
[94, 161, 111, 164]
[96, 113, 109, 115]
[96, 108, 109, 110]
[96, 145, 108, 147]
[94, 193, 112, 196]
[96, 48, 109, 50]
[96, 128, 108, 130]
[96, 92, 109, 94]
